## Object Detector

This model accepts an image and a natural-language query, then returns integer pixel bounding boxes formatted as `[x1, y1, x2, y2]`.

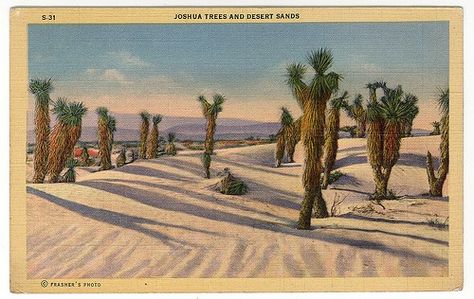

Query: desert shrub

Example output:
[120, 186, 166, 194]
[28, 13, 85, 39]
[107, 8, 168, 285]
[216, 168, 248, 195]
[62, 158, 79, 183]
[426, 216, 449, 230]
[369, 188, 401, 201]
[329, 193, 347, 217]
[116, 148, 127, 168]
[320, 170, 344, 185]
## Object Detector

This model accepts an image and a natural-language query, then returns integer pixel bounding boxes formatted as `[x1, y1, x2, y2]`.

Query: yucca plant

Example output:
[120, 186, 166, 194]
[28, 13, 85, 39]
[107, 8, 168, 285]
[198, 94, 225, 155]
[29, 78, 53, 183]
[198, 94, 225, 178]
[47, 98, 87, 182]
[322, 91, 349, 189]
[426, 88, 449, 196]
[274, 129, 286, 168]
[400, 93, 419, 137]
[287, 117, 302, 162]
[96, 107, 113, 170]
[62, 158, 79, 183]
[345, 94, 367, 138]
[366, 82, 418, 198]
[430, 121, 441, 135]
[286, 49, 342, 229]
[138, 111, 150, 159]
[274, 107, 296, 167]
[116, 147, 127, 168]
[165, 132, 177, 156]
[146, 114, 163, 159]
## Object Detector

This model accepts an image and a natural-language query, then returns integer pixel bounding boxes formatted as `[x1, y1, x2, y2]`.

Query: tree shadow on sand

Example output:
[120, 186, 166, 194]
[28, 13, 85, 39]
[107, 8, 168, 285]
[76, 180, 446, 265]
[335, 153, 434, 169]
[27, 186, 222, 247]
[111, 164, 194, 182]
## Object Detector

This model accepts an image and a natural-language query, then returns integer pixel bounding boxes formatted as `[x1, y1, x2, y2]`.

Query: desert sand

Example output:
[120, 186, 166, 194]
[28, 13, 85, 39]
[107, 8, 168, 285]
[26, 135, 448, 278]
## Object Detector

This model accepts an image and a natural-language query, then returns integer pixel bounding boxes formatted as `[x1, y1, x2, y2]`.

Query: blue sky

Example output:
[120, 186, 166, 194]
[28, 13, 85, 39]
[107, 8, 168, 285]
[28, 22, 448, 126]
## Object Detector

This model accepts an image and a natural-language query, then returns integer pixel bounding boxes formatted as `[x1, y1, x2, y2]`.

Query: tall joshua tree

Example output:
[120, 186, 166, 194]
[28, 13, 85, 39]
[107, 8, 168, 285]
[286, 49, 342, 229]
[426, 88, 449, 196]
[274, 107, 296, 167]
[29, 78, 53, 183]
[47, 98, 87, 182]
[147, 114, 163, 159]
[198, 94, 225, 178]
[138, 111, 150, 159]
[366, 82, 418, 198]
[96, 107, 112, 170]
[322, 91, 349, 189]
[345, 94, 367, 138]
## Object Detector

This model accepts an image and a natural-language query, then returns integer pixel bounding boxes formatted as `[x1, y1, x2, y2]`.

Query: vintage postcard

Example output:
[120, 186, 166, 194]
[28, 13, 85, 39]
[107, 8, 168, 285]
[10, 7, 463, 293]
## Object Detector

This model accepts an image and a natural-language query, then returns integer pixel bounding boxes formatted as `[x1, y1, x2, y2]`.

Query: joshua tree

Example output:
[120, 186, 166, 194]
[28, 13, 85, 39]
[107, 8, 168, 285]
[106, 114, 116, 159]
[345, 94, 367, 138]
[366, 82, 418, 198]
[138, 111, 150, 159]
[116, 147, 127, 167]
[287, 117, 302, 162]
[146, 114, 163, 159]
[165, 132, 177, 156]
[62, 158, 79, 183]
[198, 94, 225, 155]
[79, 145, 93, 166]
[29, 78, 53, 183]
[285, 49, 342, 229]
[430, 121, 441, 135]
[96, 107, 114, 170]
[322, 91, 349, 189]
[274, 129, 286, 167]
[47, 98, 87, 182]
[198, 94, 225, 178]
[274, 107, 296, 167]
[400, 94, 419, 137]
[426, 88, 449, 196]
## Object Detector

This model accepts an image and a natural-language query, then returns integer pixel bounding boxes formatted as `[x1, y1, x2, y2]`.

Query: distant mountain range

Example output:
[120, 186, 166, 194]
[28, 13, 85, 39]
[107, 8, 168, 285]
[26, 111, 432, 143]
[27, 113, 280, 143]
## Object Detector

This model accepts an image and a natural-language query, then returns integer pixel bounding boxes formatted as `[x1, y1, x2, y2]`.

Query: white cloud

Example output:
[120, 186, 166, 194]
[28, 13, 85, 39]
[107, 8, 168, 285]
[107, 50, 150, 67]
[102, 69, 127, 82]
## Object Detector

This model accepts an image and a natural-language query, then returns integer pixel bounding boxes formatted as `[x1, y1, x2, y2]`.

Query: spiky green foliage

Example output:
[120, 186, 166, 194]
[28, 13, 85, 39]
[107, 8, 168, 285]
[274, 107, 298, 166]
[147, 114, 163, 159]
[286, 48, 342, 229]
[138, 111, 150, 159]
[165, 132, 177, 156]
[47, 99, 87, 182]
[30, 78, 53, 183]
[430, 121, 441, 135]
[218, 169, 248, 195]
[365, 82, 418, 197]
[426, 88, 449, 196]
[198, 94, 225, 155]
[62, 158, 79, 183]
[322, 91, 349, 189]
[345, 94, 367, 137]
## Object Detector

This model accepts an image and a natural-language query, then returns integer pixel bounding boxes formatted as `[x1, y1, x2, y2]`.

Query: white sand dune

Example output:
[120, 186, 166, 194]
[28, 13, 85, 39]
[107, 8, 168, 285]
[26, 135, 448, 278]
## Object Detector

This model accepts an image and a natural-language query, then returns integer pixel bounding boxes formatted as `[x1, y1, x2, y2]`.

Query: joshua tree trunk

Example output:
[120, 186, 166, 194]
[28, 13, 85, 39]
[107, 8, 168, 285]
[298, 94, 330, 229]
[47, 124, 82, 182]
[33, 103, 50, 183]
[98, 118, 111, 170]
[322, 109, 340, 189]
[146, 124, 159, 159]
[286, 118, 301, 163]
[274, 132, 285, 167]
[426, 116, 449, 196]
[356, 120, 366, 138]
[205, 117, 216, 154]
[139, 119, 149, 159]
[202, 152, 211, 179]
